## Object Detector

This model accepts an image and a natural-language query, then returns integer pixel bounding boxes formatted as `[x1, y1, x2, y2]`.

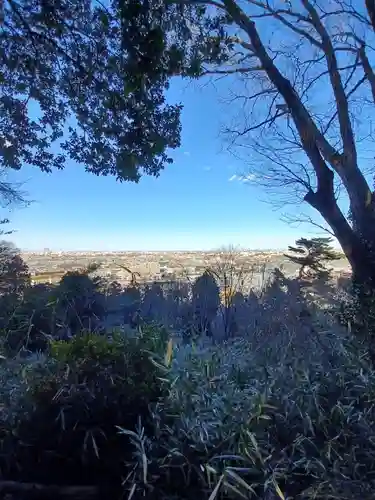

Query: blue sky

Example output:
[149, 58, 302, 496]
[3, 78, 331, 252]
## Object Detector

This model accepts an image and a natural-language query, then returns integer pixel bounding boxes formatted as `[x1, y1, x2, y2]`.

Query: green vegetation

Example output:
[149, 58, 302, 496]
[0, 293, 375, 499]
[4, 1, 375, 498]
[0, 245, 373, 499]
[285, 237, 341, 280]
[7, 331, 169, 497]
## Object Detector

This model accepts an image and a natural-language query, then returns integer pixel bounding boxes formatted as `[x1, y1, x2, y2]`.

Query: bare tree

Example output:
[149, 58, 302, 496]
[205, 245, 267, 338]
[205, 245, 255, 304]
[167, 0, 375, 287]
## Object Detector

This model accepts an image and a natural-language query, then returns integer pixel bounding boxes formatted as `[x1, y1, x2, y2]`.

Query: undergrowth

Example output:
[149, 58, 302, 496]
[0, 273, 374, 499]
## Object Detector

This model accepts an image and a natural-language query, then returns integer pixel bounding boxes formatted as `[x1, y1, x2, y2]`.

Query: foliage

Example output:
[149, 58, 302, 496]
[23, 0, 372, 283]
[0, 265, 374, 499]
[3, 329, 170, 496]
[0, 218, 14, 237]
[122, 284, 141, 326]
[2, 0, 181, 181]
[1, 283, 54, 354]
[166, 334, 375, 500]
[191, 271, 220, 337]
[0, 240, 30, 295]
[285, 237, 341, 280]
[54, 269, 106, 334]
[0, 265, 107, 355]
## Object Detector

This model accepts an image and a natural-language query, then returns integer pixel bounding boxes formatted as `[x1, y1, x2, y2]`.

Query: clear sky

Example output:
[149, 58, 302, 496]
[4, 76, 330, 252]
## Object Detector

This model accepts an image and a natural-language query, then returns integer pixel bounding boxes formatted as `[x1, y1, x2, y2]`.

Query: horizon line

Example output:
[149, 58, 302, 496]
[20, 247, 290, 253]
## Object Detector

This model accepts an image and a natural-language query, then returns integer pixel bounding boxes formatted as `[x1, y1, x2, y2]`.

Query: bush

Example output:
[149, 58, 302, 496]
[1, 284, 55, 354]
[166, 336, 375, 499]
[54, 270, 106, 334]
[2, 328, 170, 498]
[0, 268, 107, 356]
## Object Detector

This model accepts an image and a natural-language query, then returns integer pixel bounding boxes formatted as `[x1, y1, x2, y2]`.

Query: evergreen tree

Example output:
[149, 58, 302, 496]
[2, 0, 181, 180]
[285, 237, 341, 280]
[192, 271, 220, 337]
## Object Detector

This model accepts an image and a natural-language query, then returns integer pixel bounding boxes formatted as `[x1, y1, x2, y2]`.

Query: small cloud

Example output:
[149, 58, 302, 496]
[203, 166, 212, 171]
[242, 173, 257, 182]
[183, 151, 191, 156]
[228, 173, 257, 183]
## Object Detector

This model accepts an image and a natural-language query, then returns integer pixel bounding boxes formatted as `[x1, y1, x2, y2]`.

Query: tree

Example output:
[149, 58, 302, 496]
[0, 168, 29, 208]
[205, 246, 253, 338]
[89, 0, 375, 289]
[285, 237, 341, 280]
[192, 271, 220, 337]
[55, 269, 105, 334]
[0, 240, 30, 295]
[1, 0, 181, 181]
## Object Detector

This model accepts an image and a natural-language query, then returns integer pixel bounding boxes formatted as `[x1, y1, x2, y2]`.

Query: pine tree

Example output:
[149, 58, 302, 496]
[285, 237, 341, 280]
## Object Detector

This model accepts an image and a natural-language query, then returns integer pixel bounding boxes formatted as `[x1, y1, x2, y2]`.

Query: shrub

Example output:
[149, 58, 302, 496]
[55, 270, 106, 334]
[1, 268, 375, 500]
[0, 240, 30, 295]
[0, 283, 55, 355]
[192, 271, 220, 337]
[3, 328, 170, 498]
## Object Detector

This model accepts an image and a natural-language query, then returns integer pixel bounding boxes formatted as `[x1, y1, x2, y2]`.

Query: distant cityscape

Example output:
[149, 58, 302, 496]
[21, 250, 350, 287]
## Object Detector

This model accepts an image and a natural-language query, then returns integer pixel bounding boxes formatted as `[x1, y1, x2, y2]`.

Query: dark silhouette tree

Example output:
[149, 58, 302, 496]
[192, 271, 220, 337]
[141, 283, 165, 323]
[0, 240, 30, 295]
[122, 285, 141, 327]
[55, 270, 105, 334]
[285, 237, 341, 280]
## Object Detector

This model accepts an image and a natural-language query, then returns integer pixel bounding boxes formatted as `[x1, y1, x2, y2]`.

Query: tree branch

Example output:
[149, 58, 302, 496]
[202, 66, 263, 75]
[248, 0, 322, 48]
[359, 44, 375, 103]
[223, 0, 341, 173]
[366, 0, 375, 31]
[228, 110, 287, 136]
[169, 0, 226, 9]
[300, 0, 357, 164]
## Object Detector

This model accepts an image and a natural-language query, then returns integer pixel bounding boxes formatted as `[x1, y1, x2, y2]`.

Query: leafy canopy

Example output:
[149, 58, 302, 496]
[1, 0, 189, 181]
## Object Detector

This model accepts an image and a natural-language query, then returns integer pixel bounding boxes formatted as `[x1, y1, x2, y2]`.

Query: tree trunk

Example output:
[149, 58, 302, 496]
[223, 0, 375, 284]
[305, 185, 375, 287]
[366, 0, 375, 32]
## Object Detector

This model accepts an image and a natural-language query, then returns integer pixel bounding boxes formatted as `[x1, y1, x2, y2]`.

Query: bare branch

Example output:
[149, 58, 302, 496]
[282, 213, 336, 237]
[201, 66, 263, 75]
[300, 0, 357, 163]
[359, 44, 375, 102]
[248, 0, 322, 48]
[228, 110, 287, 136]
